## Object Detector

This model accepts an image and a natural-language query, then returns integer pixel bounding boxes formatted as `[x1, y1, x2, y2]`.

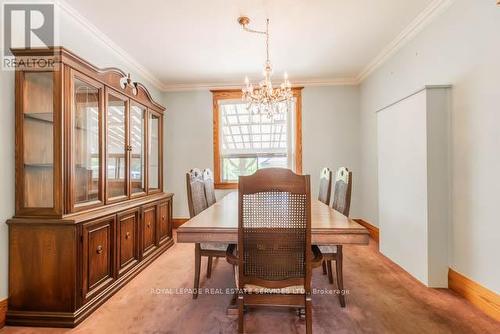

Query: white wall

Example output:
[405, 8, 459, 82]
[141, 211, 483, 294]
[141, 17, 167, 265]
[164, 86, 361, 218]
[0, 56, 15, 302]
[302, 86, 361, 216]
[0, 1, 163, 300]
[163, 90, 231, 219]
[359, 0, 500, 293]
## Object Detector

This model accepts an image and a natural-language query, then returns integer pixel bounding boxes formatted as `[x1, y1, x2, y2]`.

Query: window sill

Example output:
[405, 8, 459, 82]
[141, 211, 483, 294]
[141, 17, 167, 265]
[215, 182, 238, 190]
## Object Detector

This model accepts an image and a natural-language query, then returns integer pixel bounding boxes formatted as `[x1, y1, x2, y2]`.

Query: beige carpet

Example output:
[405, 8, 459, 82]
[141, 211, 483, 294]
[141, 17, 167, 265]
[1, 234, 499, 334]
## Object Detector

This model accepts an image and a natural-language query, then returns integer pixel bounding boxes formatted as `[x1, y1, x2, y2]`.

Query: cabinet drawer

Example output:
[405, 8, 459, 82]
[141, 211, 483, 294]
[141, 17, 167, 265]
[141, 204, 157, 257]
[82, 215, 115, 302]
[158, 201, 171, 244]
[117, 208, 140, 276]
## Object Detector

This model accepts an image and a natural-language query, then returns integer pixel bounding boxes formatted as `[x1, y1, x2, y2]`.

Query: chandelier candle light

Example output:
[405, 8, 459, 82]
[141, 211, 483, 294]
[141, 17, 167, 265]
[238, 16, 293, 119]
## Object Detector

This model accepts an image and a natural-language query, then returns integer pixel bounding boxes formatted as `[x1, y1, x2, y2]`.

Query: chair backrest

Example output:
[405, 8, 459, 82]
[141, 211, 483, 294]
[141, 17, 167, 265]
[332, 167, 352, 216]
[238, 168, 311, 291]
[318, 167, 332, 205]
[203, 168, 217, 207]
[186, 168, 208, 218]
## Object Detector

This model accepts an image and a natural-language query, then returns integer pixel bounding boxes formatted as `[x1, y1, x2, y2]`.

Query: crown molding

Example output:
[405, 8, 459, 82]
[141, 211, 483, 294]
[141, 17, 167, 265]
[162, 77, 358, 92]
[356, 0, 455, 83]
[289, 77, 359, 87]
[56, 0, 167, 91]
[162, 83, 243, 92]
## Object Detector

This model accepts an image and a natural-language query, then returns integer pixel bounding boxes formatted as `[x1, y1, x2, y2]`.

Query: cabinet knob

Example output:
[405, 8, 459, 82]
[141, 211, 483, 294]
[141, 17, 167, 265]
[147, 223, 151, 228]
[125, 232, 131, 239]
[96, 245, 103, 254]
[162, 216, 165, 220]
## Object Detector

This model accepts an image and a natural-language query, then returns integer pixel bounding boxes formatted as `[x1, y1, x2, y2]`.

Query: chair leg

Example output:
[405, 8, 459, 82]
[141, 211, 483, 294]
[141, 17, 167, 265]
[326, 260, 334, 284]
[238, 294, 244, 333]
[305, 294, 312, 334]
[193, 243, 201, 299]
[336, 246, 346, 307]
[206, 256, 213, 278]
[322, 260, 327, 275]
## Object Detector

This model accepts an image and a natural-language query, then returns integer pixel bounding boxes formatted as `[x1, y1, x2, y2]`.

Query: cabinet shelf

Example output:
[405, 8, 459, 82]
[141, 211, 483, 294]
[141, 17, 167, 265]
[75, 164, 95, 169]
[75, 125, 100, 132]
[24, 113, 54, 124]
[24, 163, 53, 168]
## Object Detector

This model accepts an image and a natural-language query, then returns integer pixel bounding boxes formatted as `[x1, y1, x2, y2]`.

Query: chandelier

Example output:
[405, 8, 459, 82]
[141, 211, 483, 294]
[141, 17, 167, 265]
[238, 16, 293, 119]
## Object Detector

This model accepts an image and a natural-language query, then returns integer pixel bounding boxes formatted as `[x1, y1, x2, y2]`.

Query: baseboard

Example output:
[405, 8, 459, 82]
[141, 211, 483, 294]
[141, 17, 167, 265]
[172, 218, 189, 229]
[448, 268, 500, 322]
[0, 298, 7, 328]
[354, 219, 379, 243]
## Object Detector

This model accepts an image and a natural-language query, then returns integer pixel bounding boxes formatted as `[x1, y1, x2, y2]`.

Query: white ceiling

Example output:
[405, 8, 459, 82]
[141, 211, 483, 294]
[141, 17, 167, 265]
[65, 0, 438, 90]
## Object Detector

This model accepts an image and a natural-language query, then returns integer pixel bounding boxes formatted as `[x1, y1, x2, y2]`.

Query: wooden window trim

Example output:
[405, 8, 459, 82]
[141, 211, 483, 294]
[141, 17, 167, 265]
[211, 87, 303, 189]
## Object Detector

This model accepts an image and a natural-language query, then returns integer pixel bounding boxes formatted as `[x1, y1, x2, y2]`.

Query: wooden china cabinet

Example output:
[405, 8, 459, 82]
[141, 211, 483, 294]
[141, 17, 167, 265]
[6, 47, 174, 327]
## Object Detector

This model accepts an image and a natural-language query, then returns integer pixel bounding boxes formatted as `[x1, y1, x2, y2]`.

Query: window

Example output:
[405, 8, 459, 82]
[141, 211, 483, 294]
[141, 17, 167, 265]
[212, 89, 302, 188]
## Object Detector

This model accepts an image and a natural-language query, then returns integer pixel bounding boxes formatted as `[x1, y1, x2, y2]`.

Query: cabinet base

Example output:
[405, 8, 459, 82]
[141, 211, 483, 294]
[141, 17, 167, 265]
[6, 238, 174, 328]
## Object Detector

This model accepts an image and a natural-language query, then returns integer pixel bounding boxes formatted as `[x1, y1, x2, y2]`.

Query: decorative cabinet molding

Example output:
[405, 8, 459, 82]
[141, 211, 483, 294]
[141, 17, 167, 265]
[116, 208, 141, 276]
[7, 47, 174, 328]
[141, 203, 158, 258]
[82, 215, 116, 303]
[158, 201, 171, 245]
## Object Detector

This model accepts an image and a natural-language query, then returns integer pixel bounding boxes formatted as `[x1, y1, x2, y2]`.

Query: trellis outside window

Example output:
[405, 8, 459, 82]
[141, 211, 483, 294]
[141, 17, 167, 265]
[212, 89, 303, 189]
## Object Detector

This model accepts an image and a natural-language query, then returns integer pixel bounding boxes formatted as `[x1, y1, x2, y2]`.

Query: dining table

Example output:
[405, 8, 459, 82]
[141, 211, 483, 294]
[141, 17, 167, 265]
[176, 191, 369, 314]
[177, 191, 370, 245]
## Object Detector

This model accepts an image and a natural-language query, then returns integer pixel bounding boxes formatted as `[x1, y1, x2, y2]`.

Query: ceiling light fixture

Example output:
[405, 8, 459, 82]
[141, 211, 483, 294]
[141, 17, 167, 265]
[238, 16, 292, 119]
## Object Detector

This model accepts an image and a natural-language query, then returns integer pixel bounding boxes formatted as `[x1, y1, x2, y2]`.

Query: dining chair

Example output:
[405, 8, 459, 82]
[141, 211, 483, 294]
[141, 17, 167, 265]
[202, 168, 227, 278]
[317, 167, 352, 307]
[226, 168, 322, 334]
[203, 168, 217, 206]
[186, 168, 228, 299]
[318, 167, 332, 205]
[318, 167, 332, 276]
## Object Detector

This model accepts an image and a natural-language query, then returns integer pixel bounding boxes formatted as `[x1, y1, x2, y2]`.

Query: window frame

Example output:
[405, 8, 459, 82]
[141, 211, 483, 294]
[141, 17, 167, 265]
[212, 88, 303, 189]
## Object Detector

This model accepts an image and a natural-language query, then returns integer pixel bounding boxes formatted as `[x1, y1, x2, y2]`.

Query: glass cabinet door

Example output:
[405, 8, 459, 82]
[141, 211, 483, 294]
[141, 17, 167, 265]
[130, 102, 146, 196]
[148, 112, 161, 191]
[22, 72, 54, 208]
[107, 91, 128, 201]
[73, 74, 103, 209]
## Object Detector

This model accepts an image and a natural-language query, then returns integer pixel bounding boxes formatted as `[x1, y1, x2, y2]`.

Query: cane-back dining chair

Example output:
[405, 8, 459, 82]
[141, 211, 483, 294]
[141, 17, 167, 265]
[186, 168, 228, 299]
[226, 168, 322, 334]
[318, 167, 332, 205]
[317, 167, 352, 307]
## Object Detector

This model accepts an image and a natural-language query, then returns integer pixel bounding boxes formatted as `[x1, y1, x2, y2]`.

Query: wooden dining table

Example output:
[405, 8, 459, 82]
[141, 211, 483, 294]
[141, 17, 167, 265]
[177, 191, 369, 314]
[177, 191, 369, 245]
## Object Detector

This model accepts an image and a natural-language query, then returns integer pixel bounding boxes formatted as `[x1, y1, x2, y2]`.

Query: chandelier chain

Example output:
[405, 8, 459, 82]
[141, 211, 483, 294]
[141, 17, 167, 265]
[266, 19, 270, 63]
